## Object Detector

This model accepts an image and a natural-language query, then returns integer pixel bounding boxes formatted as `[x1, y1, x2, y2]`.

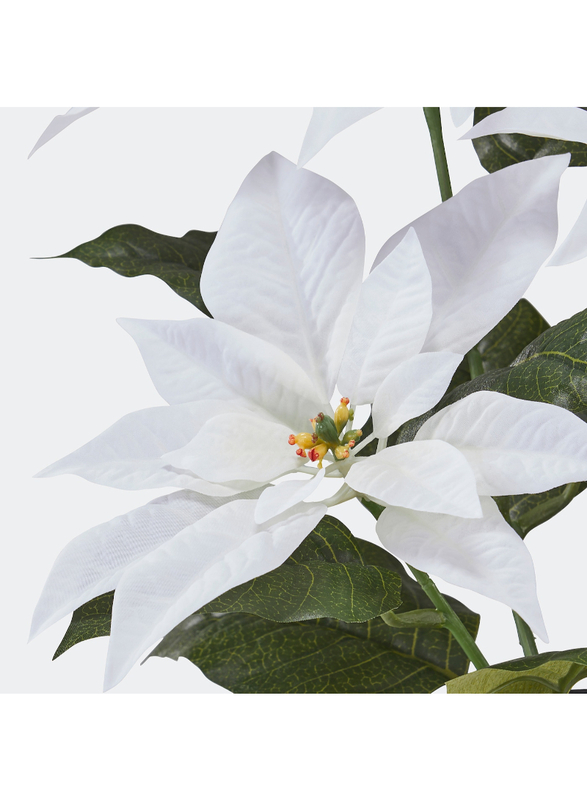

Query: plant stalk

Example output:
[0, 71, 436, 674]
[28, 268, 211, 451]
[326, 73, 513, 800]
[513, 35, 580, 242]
[423, 107, 453, 202]
[408, 565, 490, 670]
[467, 346, 484, 379]
[513, 611, 539, 657]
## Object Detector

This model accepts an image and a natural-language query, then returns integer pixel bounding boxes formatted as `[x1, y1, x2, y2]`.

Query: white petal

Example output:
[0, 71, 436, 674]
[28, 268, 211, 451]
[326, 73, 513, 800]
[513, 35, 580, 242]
[461, 107, 587, 144]
[376, 497, 548, 641]
[548, 196, 587, 266]
[338, 228, 433, 404]
[200, 152, 365, 401]
[167, 412, 302, 484]
[450, 107, 474, 127]
[119, 317, 322, 430]
[34, 400, 261, 493]
[28, 107, 98, 158]
[30, 489, 261, 640]
[416, 390, 587, 495]
[373, 155, 569, 355]
[372, 351, 463, 439]
[104, 499, 327, 690]
[254, 471, 325, 524]
[297, 107, 383, 167]
[345, 440, 482, 518]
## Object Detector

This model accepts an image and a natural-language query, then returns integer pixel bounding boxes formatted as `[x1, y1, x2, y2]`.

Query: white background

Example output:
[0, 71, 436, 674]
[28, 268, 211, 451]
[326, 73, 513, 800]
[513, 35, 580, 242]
[4, 107, 587, 694]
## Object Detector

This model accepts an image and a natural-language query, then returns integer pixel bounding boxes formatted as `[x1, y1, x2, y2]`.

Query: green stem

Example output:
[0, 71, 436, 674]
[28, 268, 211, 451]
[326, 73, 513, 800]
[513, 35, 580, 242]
[408, 565, 490, 670]
[423, 107, 453, 202]
[513, 611, 539, 657]
[467, 346, 484, 379]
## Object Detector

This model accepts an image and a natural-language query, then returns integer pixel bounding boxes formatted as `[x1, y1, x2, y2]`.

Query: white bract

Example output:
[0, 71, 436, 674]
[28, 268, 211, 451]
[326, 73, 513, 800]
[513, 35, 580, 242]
[31, 148, 587, 690]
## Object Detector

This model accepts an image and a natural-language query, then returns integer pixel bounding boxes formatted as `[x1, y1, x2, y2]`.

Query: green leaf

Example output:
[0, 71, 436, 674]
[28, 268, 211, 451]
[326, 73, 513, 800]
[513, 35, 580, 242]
[471, 107, 587, 174]
[446, 299, 550, 392]
[51, 225, 216, 315]
[397, 307, 587, 535]
[53, 592, 113, 659]
[54, 517, 404, 659]
[149, 561, 480, 693]
[446, 649, 587, 693]
[200, 515, 402, 623]
[476, 298, 550, 373]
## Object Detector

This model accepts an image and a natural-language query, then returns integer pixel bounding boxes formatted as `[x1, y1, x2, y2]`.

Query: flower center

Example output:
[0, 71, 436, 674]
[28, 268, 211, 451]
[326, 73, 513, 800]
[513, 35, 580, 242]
[288, 398, 363, 468]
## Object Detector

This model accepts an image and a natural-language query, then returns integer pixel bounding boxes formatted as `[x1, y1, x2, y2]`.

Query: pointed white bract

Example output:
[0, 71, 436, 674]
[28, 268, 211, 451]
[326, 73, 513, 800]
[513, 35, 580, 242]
[461, 107, 587, 144]
[416, 390, 587, 495]
[118, 317, 321, 429]
[104, 499, 327, 690]
[297, 108, 383, 167]
[28, 107, 98, 158]
[373, 154, 569, 356]
[34, 400, 262, 493]
[200, 152, 365, 402]
[376, 497, 548, 642]
[372, 351, 463, 439]
[30, 489, 261, 640]
[345, 440, 482, 518]
[337, 228, 433, 405]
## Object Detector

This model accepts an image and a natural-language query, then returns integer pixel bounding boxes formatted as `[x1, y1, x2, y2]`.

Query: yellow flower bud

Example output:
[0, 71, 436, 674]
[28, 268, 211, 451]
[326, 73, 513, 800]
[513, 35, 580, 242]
[334, 397, 350, 433]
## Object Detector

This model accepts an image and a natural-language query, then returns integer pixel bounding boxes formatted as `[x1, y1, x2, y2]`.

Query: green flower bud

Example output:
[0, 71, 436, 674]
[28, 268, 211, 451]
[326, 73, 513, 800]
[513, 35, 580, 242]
[314, 412, 339, 445]
[342, 429, 363, 445]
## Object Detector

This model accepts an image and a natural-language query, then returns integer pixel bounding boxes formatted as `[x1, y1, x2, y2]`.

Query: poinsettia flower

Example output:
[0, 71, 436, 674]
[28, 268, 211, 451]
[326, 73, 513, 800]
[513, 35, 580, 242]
[32, 149, 574, 690]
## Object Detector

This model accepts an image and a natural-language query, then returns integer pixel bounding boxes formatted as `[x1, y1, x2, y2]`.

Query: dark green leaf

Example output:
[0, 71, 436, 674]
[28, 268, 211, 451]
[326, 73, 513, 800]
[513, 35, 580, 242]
[447, 648, 587, 693]
[149, 560, 480, 693]
[53, 592, 113, 659]
[50, 225, 216, 315]
[201, 515, 402, 623]
[397, 307, 587, 535]
[476, 298, 550, 373]
[446, 299, 550, 392]
[472, 107, 587, 174]
[54, 517, 404, 659]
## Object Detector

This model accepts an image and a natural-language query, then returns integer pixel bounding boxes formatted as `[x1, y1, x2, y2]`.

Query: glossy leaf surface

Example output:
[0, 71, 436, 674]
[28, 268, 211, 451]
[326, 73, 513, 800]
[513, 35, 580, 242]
[53, 592, 113, 659]
[200, 516, 403, 623]
[149, 558, 479, 693]
[472, 107, 587, 173]
[447, 649, 587, 693]
[53, 225, 216, 314]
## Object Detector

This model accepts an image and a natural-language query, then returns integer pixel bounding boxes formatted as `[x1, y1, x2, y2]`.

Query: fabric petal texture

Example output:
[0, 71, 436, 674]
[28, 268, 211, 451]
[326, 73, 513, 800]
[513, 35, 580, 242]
[297, 107, 383, 167]
[30, 489, 261, 641]
[200, 152, 365, 402]
[345, 440, 482, 518]
[376, 498, 548, 642]
[104, 499, 327, 690]
[118, 317, 322, 430]
[35, 402, 222, 491]
[372, 351, 463, 439]
[416, 390, 587, 496]
[166, 412, 300, 484]
[373, 154, 569, 356]
[337, 228, 433, 405]
[461, 107, 587, 144]
[28, 107, 98, 158]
